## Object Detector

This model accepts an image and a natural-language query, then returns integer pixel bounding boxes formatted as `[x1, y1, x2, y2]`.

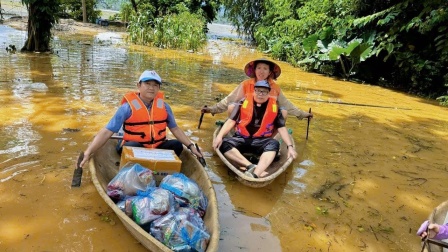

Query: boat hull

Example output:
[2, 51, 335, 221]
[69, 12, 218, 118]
[89, 139, 219, 251]
[213, 125, 294, 188]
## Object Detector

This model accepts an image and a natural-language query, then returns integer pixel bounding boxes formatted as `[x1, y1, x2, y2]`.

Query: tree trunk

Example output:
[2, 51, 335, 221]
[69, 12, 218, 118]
[82, 0, 87, 23]
[130, 0, 138, 13]
[21, 3, 51, 52]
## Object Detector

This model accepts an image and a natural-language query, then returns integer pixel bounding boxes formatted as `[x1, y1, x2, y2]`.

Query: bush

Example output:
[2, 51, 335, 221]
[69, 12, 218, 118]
[127, 11, 206, 51]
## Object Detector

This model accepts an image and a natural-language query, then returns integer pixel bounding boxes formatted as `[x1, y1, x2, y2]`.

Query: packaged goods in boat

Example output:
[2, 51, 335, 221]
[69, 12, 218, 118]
[120, 146, 182, 183]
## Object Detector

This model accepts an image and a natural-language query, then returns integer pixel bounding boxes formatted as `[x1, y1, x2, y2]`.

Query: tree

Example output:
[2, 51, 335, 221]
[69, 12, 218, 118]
[21, 0, 60, 52]
[221, 0, 267, 39]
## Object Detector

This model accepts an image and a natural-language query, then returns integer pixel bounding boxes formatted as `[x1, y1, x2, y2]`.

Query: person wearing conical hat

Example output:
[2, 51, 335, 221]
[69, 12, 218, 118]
[213, 80, 297, 178]
[201, 58, 313, 120]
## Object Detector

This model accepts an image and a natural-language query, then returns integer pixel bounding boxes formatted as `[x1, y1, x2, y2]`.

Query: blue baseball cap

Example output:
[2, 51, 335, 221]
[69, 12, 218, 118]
[139, 70, 162, 84]
[254, 80, 271, 90]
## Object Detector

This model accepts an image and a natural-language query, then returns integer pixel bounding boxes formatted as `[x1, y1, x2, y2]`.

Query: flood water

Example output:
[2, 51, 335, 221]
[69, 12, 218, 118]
[0, 22, 447, 252]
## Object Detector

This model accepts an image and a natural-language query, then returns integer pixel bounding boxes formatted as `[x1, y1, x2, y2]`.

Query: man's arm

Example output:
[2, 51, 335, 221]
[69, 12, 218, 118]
[213, 119, 236, 150]
[169, 126, 202, 157]
[80, 104, 129, 167]
[213, 101, 240, 149]
[80, 127, 114, 167]
[277, 127, 297, 159]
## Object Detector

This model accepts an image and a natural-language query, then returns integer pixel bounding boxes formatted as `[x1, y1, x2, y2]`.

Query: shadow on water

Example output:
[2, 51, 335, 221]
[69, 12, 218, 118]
[1, 22, 448, 252]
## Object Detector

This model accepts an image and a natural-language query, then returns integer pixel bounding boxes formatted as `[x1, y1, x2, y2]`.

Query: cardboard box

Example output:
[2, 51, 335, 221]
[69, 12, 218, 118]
[120, 146, 182, 183]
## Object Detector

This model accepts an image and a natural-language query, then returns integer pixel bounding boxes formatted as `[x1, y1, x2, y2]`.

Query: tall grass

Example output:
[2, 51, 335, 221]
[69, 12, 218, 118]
[127, 11, 206, 51]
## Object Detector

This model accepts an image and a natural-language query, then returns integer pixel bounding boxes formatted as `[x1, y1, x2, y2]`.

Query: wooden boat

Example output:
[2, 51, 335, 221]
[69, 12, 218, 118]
[89, 138, 219, 252]
[213, 124, 295, 188]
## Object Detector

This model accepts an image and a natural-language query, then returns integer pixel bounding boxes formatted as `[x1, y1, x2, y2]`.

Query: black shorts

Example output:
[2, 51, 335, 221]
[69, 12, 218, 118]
[219, 136, 280, 156]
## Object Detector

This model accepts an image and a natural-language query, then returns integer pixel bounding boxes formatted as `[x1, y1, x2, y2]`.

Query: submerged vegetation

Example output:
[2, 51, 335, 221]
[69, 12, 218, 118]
[120, 0, 219, 51]
[57, 0, 219, 51]
[127, 10, 206, 51]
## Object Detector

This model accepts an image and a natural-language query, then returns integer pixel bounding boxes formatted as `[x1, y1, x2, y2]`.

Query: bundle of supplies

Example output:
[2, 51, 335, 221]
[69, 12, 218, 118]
[107, 164, 210, 251]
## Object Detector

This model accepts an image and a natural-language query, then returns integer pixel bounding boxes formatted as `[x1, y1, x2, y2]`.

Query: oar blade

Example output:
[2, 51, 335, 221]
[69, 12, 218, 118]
[198, 113, 205, 129]
[198, 105, 207, 129]
[71, 152, 84, 187]
[195, 143, 207, 168]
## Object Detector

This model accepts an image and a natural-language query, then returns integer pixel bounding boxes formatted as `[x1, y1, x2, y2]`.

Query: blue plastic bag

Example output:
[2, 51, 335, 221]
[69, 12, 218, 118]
[107, 163, 156, 201]
[150, 207, 210, 252]
[160, 173, 208, 217]
[131, 188, 177, 225]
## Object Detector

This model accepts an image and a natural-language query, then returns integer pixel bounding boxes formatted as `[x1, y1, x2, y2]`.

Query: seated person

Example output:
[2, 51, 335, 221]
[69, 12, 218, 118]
[80, 70, 202, 167]
[201, 58, 313, 120]
[212, 80, 297, 178]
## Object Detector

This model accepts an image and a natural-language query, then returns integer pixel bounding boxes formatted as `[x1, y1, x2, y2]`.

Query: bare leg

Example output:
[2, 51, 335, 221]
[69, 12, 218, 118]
[253, 151, 276, 177]
[223, 148, 252, 170]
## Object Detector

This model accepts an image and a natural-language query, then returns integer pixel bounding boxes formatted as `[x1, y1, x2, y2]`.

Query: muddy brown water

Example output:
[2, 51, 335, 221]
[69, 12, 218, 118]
[0, 23, 447, 251]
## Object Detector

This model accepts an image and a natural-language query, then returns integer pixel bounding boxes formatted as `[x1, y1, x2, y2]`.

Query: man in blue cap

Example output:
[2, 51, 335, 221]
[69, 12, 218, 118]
[213, 80, 297, 178]
[80, 70, 202, 167]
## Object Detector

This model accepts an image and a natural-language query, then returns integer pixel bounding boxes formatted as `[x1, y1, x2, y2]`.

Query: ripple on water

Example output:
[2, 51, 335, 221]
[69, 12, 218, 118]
[95, 32, 124, 45]
[299, 159, 314, 166]
[284, 167, 307, 194]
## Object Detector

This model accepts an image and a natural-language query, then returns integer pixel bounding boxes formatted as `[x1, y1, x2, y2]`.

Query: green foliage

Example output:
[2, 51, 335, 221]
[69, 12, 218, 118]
[123, 0, 220, 51]
[60, 0, 100, 22]
[222, 0, 267, 39]
[118, 2, 134, 22]
[352, 0, 448, 97]
[127, 11, 206, 51]
[222, 0, 448, 100]
[298, 31, 375, 79]
[125, 0, 220, 24]
[436, 95, 448, 106]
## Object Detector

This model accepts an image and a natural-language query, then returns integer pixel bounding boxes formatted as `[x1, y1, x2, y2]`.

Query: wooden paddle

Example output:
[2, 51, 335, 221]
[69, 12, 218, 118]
[198, 105, 206, 129]
[306, 108, 311, 140]
[195, 143, 207, 168]
[71, 152, 84, 187]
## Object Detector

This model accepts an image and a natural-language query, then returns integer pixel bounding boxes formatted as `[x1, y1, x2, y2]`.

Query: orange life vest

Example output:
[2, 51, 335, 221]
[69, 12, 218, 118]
[236, 93, 278, 138]
[121, 92, 167, 148]
[241, 78, 281, 97]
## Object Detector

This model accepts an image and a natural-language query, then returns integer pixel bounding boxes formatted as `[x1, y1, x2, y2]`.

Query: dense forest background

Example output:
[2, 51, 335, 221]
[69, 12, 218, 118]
[222, 0, 448, 104]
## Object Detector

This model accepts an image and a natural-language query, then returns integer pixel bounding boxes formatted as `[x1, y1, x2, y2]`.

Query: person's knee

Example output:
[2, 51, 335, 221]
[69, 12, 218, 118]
[265, 139, 280, 152]
[219, 141, 234, 154]
[171, 141, 183, 156]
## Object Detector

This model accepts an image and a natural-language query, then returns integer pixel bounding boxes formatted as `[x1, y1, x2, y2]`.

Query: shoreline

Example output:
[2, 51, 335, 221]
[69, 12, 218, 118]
[2, 16, 241, 40]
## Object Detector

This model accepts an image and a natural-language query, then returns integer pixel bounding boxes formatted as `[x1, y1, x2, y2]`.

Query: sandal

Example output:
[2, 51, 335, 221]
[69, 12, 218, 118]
[239, 163, 255, 171]
[244, 164, 258, 178]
